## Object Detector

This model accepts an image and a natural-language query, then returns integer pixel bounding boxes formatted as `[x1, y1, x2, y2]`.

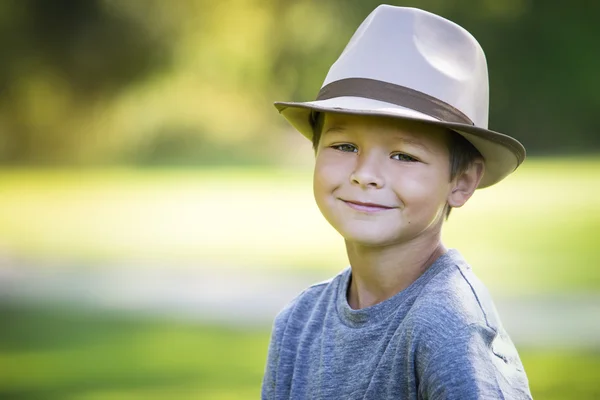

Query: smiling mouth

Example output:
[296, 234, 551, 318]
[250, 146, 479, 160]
[341, 200, 396, 213]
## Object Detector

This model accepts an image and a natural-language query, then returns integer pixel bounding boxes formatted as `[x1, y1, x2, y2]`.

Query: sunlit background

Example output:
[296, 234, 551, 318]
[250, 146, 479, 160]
[0, 0, 599, 398]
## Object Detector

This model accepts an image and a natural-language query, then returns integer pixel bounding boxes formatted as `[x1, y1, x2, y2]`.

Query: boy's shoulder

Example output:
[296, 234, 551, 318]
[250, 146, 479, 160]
[409, 250, 502, 333]
[413, 250, 496, 329]
[272, 269, 347, 329]
[273, 267, 350, 335]
[407, 252, 527, 387]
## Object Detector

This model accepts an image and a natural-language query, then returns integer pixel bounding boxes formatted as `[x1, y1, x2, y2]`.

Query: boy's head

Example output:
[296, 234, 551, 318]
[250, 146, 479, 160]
[311, 112, 483, 219]
[273, 5, 525, 244]
[310, 113, 484, 245]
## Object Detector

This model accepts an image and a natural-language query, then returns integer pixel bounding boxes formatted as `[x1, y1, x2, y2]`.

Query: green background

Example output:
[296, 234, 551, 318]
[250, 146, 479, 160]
[1, 0, 599, 398]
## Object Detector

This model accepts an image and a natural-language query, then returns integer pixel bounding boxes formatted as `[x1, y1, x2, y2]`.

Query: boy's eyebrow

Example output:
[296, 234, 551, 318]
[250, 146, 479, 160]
[323, 125, 346, 135]
[391, 136, 430, 152]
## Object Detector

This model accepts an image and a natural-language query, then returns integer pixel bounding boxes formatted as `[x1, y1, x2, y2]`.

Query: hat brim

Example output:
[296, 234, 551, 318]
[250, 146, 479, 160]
[274, 96, 525, 188]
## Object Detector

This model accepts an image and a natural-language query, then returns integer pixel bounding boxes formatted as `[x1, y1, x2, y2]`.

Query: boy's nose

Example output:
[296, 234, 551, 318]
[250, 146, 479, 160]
[350, 154, 384, 189]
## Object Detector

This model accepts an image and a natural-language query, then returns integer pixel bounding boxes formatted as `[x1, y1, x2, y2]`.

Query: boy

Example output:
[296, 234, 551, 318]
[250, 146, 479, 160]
[263, 5, 532, 399]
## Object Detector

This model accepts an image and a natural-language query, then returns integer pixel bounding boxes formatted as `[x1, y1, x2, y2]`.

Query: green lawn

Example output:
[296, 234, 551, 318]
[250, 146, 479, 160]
[0, 305, 268, 399]
[0, 157, 599, 294]
[0, 305, 598, 399]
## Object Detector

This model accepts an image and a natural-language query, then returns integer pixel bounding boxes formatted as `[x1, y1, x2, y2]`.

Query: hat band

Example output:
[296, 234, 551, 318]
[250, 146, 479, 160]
[317, 78, 474, 126]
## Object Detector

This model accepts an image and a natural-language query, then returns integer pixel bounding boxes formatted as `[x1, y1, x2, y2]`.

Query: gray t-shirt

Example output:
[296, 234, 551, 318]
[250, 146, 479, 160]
[262, 249, 532, 399]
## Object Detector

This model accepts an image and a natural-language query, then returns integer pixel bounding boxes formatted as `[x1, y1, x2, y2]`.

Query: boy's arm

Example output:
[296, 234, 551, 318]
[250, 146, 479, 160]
[419, 324, 532, 400]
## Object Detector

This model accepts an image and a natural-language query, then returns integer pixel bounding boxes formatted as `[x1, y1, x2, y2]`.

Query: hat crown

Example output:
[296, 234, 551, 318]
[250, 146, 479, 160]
[323, 5, 489, 128]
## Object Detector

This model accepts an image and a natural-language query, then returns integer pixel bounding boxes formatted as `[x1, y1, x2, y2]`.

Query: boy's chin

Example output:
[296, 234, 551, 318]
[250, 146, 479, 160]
[338, 229, 405, 248]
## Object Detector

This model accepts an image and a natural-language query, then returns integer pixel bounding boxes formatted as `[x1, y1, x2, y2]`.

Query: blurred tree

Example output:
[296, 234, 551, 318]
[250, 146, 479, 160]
[0, 0, 171, 163]
[0, 0, 598, 165]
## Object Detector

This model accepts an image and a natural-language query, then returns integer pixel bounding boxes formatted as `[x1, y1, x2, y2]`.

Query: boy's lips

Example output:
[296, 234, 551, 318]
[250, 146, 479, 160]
[341, 199, 396, 213]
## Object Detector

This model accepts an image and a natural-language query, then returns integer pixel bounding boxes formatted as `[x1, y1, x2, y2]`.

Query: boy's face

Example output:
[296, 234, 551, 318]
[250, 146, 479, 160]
[313, 113, 455, 247]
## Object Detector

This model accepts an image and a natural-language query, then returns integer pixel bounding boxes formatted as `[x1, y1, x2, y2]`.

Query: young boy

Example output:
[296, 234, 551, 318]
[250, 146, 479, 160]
[263, 5, 532, 399]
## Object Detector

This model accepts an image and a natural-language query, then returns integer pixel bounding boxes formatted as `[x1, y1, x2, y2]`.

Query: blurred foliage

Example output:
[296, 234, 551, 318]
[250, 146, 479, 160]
[1, 304, 599, 399]
[0, 0, 173, 164]
[0, 0, 599, 165]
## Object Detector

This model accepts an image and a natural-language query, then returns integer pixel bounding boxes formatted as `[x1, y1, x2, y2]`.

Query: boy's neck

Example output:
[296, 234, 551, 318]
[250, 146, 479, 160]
[345, 234, 446, 310]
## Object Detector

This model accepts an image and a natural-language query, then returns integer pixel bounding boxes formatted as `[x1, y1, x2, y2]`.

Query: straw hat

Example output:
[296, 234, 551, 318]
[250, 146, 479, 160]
[274, 5, 525, 188]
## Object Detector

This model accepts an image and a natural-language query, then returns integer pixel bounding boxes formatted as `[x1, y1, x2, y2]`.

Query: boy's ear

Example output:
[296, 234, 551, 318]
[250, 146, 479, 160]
[447, 160, 485, 208]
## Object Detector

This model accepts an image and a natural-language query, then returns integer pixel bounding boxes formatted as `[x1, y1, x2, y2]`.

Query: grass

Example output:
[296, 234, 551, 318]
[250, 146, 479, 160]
[0, 157, 599, 294]
[0, 304, 598, 399]
[0, 305, 269, 399]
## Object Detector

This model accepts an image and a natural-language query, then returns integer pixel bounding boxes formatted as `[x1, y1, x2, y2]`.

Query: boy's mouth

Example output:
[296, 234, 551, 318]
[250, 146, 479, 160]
[341, 199, 396, 213]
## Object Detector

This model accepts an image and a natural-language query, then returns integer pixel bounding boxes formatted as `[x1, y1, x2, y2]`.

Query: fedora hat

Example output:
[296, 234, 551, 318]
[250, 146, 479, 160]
[274, 5, 525, 188]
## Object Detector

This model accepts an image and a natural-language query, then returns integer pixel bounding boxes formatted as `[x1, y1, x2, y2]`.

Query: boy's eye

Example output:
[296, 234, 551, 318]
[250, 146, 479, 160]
[331, 144, 358, 153]
[391, 153, 418, 162]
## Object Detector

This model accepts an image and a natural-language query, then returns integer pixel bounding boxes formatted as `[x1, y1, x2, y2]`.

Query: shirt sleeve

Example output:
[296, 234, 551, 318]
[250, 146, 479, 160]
[419, 324, 528, 400]
[261, 305, 293, 400]
[261, 324, 280, 399]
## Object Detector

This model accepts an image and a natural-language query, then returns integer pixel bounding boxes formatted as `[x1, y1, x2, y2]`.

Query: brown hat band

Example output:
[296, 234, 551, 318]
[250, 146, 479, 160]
[316, 78, 474, 126]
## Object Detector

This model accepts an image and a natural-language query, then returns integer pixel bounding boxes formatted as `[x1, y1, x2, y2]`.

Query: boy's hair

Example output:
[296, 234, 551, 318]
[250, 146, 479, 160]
[310, 112, 482, 218]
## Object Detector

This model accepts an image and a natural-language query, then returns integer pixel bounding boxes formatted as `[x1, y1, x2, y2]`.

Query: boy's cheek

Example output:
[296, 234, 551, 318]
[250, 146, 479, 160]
[314, 157, 351, 184]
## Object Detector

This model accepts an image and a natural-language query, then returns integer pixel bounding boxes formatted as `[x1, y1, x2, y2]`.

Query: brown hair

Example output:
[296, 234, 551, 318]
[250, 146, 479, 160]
[310, 112, 482, 218]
